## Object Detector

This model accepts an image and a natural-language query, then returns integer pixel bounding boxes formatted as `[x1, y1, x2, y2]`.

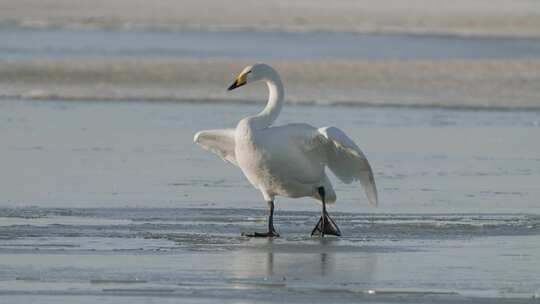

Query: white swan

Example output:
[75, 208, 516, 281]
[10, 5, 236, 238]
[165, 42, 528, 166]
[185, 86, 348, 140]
[194, 63, 378, 237]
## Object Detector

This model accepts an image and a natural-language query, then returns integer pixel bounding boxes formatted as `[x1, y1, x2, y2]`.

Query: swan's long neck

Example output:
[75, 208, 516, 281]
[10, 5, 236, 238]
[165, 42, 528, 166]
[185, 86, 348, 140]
[249, 72, 284, 129]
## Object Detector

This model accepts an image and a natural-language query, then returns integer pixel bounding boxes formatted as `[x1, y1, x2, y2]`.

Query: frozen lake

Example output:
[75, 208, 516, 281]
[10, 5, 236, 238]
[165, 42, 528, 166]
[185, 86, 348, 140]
[0, 100, 539, 302]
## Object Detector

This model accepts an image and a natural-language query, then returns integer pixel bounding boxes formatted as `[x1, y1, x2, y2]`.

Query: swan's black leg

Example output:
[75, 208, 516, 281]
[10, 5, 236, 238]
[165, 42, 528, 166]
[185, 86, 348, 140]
[311, 187, 341, 237]
[243, 200, 280, 237]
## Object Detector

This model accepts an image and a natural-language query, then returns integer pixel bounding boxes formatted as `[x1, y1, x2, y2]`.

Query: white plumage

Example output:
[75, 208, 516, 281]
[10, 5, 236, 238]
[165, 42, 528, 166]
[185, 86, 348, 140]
[194, 63, 378, 237]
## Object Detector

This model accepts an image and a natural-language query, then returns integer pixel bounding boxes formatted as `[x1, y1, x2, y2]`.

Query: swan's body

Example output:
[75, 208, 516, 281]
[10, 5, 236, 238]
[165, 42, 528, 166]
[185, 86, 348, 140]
[194, 64, 378, 237]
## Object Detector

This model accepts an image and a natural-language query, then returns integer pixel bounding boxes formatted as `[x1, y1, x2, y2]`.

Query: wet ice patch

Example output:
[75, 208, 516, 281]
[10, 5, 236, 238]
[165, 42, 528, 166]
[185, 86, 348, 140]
[0, 216, 131, 227]
[0, 236, 176, 252]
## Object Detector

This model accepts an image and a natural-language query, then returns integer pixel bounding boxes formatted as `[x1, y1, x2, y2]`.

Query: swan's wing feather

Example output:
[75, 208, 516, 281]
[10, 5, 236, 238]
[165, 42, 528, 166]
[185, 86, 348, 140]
[309, 126, 378, 206]
[193, 129, 237, 166]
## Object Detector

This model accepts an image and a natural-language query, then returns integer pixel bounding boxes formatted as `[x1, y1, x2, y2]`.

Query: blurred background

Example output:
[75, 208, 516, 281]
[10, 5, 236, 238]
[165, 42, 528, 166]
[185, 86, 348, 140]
[1, 0, 540, 106]
[1, 0, 539, 210]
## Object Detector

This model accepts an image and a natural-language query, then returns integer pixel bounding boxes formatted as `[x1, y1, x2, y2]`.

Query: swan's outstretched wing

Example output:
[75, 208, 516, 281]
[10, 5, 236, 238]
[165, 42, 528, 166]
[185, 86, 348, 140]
[306, 126, 378, 206]
[194, 129, 237, 166]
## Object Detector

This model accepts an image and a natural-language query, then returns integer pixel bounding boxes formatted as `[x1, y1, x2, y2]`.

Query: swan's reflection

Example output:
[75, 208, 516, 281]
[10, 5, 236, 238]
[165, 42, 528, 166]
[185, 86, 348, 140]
[266, 251, 274, 276]
[232, 238, 377, 284]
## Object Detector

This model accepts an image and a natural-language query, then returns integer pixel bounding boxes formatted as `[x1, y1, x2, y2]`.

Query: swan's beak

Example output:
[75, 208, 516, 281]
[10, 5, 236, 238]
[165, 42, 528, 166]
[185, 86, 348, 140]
[227, 72, 248, 91]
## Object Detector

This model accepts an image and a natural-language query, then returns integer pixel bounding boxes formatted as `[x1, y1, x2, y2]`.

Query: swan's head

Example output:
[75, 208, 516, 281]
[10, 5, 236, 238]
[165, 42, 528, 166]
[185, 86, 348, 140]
[227, 63, 274, 91]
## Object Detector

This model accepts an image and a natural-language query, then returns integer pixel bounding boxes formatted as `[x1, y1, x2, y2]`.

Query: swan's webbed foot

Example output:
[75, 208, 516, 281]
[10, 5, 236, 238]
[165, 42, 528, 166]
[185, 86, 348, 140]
[311, 212, 341, 237]
[311, 186, 341, 237]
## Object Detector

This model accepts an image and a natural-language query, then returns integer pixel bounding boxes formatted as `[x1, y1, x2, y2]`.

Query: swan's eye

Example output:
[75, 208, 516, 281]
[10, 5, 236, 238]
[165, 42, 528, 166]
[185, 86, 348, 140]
[246, 70, 252, 74]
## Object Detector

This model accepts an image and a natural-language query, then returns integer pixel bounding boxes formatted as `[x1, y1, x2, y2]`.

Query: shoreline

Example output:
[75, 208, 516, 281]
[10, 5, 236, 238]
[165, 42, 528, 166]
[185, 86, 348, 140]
[3, 21, 540, 40]
[2, 59, 539, 110]
[5, 97, 540, 112]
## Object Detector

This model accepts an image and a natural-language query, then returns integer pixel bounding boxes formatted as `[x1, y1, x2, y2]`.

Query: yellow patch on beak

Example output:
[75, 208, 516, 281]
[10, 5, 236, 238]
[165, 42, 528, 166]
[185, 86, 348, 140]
[228, 71, 249, 91]
[236, 72, 248, 86]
